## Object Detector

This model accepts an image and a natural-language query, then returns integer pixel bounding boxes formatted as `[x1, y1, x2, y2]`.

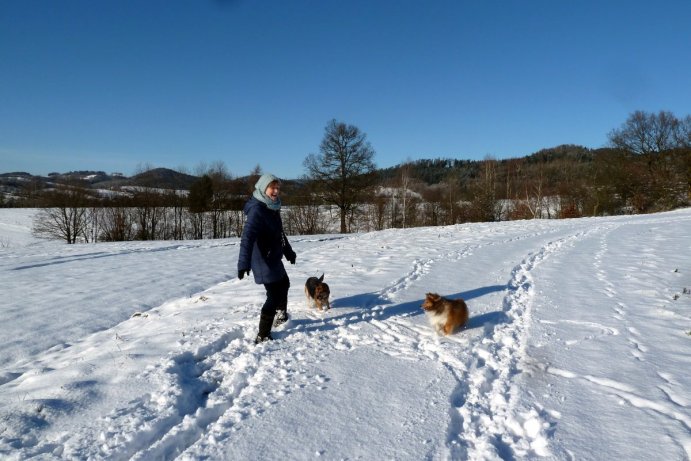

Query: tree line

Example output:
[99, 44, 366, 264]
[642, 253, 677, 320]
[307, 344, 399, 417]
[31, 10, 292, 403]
[22, 111, 691, 243]
[30, 167, 261, 243]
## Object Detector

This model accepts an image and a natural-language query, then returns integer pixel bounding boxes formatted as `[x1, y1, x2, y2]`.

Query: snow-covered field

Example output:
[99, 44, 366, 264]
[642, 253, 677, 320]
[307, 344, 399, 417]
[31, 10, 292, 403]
[1, 208, 690, 460]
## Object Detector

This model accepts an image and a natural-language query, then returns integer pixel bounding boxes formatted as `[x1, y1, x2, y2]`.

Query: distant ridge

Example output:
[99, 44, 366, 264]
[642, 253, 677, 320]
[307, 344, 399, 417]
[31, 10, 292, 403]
[0, 167, 198, 195]
[129, 168, 198, 190]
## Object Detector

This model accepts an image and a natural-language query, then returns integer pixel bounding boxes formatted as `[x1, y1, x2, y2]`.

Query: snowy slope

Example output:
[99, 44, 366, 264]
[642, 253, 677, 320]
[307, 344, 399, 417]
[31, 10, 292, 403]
[0, 209, 689, 460]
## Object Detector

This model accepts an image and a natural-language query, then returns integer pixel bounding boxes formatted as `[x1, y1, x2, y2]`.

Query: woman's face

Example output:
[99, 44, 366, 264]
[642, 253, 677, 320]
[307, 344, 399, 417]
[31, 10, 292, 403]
[265, 181, 281, 202]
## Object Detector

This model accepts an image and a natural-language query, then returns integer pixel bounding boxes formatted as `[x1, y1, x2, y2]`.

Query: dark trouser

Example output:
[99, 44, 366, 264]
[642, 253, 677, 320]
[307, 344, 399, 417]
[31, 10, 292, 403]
[257, 276, 290, 338]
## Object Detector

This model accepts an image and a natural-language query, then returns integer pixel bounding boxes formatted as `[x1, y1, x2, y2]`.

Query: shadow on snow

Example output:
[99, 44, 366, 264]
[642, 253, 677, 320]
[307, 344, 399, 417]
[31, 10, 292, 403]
[284, 284, 509, 337]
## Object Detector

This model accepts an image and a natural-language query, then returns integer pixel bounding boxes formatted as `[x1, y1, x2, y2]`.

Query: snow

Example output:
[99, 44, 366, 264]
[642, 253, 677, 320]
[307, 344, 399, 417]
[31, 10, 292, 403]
[1, 208, 690, 460]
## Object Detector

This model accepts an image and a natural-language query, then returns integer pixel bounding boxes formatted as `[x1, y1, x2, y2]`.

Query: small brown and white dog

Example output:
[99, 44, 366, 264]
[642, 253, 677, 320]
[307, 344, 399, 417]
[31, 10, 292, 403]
[305, 274, 331, 311]
[421, 292, 469, 335]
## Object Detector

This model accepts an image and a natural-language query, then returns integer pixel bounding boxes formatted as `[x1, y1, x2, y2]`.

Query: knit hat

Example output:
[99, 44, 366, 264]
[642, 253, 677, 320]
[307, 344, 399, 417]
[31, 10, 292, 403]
[253, 173, 282, 210]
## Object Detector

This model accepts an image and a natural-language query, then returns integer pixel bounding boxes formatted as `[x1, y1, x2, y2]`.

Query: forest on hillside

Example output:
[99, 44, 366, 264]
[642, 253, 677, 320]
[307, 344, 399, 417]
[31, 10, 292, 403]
[4, 110, 690, 243]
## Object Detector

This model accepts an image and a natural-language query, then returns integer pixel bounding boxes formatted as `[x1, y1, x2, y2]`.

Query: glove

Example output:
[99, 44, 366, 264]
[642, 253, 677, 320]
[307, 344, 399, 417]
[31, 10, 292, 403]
[286, 250, 296, 265]
[238, 269, 250, 280]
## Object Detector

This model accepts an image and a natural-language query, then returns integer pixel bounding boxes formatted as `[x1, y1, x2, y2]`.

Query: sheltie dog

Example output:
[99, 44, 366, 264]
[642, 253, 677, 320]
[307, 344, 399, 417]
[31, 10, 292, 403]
[421, 292, 469, 335]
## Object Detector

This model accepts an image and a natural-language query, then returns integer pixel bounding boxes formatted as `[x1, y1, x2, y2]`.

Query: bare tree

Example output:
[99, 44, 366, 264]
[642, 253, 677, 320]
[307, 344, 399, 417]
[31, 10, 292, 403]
[285, 202, 326, 235]
[97, 206, 135, 241]
[608, 110, 681, 155]
[608, 111, 691, 211]
[246, 165, 263, 196]
[303, 119, 377, 233]
[675, 115, 691, 148]
[441, 173, 461, 225]
[131, 188, 164, 240]
[187, 174, 212, 239]
[164, 189, 186, 240]
[32, 184, 92, 243]
[467, 156, 499, 222]
[370, 193, 388, 231]
[420, 185, 443, 226]
[283, 179, 328, 235]
[399, 161, 413, 228]
[524, 163, 545, 219]
[207, 162, 235, 238]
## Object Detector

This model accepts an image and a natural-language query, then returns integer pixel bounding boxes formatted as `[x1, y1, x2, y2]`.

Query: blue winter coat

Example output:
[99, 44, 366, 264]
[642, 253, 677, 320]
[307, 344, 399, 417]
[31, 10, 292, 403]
[237, 197, 295, 284]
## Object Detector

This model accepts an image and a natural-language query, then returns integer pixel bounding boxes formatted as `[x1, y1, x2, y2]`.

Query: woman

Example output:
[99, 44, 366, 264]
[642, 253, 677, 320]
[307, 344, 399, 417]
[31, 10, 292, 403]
[237, 173, 296, 344]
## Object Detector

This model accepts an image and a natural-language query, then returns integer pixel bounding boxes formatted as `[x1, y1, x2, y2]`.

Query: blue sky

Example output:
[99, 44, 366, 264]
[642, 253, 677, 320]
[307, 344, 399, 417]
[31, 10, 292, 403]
[2, 0, 690, 179]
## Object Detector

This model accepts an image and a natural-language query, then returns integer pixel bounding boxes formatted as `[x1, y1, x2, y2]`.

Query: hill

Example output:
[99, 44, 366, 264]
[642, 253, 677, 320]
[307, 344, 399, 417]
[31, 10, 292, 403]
[378, 144, 595, 185]
[128, 168, 198, 190]
[2, 145, 688, 218]
[1, 207, 690, 459]
[0, 168, 198, 204]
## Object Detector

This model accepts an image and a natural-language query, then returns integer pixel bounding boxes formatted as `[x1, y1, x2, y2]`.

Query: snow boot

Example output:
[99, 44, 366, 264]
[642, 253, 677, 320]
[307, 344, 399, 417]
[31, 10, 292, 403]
[256, 312, 275, 344]
[254, 333, 273, 344]
[273, 310, 289, 327]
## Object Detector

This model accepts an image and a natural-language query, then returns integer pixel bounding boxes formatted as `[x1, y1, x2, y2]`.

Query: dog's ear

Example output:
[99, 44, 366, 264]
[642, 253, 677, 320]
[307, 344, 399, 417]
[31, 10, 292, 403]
[318, 273, 324, 282]
[427, 293, 440, 301]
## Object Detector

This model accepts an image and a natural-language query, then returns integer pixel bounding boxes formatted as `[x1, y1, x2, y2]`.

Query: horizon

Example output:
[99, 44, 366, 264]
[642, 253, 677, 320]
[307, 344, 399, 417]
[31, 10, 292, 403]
[0, 142, 598, 181]
[2, 1, 691, 178]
